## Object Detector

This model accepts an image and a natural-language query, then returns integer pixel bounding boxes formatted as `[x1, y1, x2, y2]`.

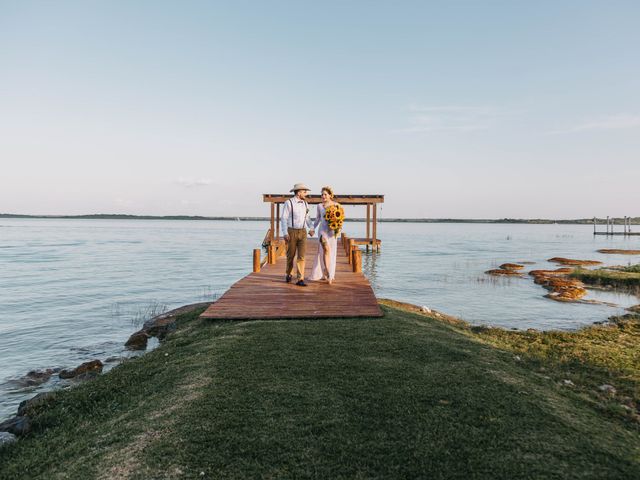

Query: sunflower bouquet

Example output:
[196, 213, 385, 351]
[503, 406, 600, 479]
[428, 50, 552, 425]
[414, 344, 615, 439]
[324, 203, 345, 235]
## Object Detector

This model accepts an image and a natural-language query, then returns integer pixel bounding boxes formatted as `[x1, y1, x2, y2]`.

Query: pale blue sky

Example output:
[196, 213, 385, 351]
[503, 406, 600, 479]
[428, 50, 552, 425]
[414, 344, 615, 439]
[1, 1, 639, 218]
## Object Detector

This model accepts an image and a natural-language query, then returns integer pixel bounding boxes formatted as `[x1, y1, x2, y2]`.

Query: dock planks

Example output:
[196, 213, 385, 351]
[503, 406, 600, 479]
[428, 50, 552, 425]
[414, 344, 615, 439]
[200, 239, 383, 320]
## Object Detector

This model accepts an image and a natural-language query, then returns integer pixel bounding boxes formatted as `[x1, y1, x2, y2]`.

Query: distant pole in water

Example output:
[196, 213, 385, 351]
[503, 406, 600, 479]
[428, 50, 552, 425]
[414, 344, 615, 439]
[606, 216, 610, 235]
[593, 217, 596, 235]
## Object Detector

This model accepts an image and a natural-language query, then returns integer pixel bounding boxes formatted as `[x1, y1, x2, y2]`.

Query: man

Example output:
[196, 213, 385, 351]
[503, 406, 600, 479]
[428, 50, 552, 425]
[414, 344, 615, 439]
[281, 183, 315, 286]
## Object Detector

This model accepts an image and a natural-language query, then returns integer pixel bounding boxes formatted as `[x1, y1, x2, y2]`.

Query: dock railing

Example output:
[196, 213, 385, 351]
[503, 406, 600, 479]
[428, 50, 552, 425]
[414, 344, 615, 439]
[593, 216, 637, 236]
[254, 229, 288, 272]
[254, 231, 363, 273]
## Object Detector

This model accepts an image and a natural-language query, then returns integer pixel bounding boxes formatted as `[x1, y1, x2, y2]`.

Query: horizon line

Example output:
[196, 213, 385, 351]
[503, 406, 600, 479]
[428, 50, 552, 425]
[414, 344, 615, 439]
[1, 213, 639, 224]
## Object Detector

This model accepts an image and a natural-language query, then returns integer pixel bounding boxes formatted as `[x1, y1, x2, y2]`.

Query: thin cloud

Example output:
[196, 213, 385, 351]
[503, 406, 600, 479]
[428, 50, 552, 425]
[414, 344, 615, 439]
[550, 114, 640, 134]
[395, 105, 507, 133]
[180, 199, 202, 206]
[114, 197, 134, 207]
[175, 177, 212, 188]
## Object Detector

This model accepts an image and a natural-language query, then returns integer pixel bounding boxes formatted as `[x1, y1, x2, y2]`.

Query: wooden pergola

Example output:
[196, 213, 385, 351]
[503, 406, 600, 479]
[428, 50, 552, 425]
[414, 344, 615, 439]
[263, 194, 384, 251]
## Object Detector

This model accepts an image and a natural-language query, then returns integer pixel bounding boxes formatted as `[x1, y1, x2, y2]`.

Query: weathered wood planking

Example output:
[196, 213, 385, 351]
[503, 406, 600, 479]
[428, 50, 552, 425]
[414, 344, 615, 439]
[200, 239, 383, 320]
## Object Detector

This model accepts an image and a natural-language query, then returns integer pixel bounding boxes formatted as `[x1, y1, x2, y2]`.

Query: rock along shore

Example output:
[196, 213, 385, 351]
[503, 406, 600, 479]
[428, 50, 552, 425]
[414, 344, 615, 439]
[0, 301, 213, 443]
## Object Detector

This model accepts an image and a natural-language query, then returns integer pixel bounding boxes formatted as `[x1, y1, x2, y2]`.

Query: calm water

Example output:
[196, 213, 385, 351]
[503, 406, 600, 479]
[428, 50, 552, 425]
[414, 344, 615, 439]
[1, 218, 639, 419]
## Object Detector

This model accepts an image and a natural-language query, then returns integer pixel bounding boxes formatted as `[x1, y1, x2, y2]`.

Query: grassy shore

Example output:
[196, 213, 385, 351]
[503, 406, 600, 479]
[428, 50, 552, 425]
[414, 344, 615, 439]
[1, 303, 639, 479]
[571, 264, 640, 291]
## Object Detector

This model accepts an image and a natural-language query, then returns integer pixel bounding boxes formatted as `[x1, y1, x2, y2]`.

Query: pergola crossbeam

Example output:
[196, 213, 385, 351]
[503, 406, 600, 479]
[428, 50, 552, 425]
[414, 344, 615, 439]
[263, 193, 384, 251]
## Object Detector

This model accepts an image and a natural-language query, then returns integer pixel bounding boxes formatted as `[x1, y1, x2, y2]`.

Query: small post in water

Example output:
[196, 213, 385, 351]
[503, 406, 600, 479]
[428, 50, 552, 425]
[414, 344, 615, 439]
[353, 249, 362, 273]
[253, 249, 261, 273]
[348, 239, 355, 264]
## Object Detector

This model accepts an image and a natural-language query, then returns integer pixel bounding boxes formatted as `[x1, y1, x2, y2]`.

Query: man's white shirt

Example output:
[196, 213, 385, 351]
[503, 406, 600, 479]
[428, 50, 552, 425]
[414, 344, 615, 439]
[281, 197, 314, 232]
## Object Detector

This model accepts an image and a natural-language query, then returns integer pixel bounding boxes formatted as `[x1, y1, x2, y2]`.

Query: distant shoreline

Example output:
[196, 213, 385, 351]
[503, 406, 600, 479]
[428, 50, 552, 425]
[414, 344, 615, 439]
[1, 213, 639, 225]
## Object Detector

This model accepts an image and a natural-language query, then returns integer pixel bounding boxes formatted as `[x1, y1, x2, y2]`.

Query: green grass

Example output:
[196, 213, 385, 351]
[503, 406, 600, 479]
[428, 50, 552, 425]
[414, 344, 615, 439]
[571, 265, 640, 290]
[1, 304, 640, 479]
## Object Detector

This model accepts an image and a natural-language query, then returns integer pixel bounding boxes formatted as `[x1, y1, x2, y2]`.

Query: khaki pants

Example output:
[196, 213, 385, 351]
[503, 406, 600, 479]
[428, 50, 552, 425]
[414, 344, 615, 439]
[286, 228, 307, 280]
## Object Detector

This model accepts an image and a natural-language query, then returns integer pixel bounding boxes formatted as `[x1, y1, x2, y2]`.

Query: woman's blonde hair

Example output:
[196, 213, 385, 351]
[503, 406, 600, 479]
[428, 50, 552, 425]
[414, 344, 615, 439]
[321, 186, 335, 199]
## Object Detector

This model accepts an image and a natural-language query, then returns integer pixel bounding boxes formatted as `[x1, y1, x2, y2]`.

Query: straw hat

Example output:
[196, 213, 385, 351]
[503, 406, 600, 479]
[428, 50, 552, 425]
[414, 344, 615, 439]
[290, 183, 311, 192]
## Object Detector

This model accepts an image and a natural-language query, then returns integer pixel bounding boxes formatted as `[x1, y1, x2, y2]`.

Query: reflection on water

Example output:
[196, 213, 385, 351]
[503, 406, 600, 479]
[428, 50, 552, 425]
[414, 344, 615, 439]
[0, 219, 639, 420]
[353, 222, 639, 332]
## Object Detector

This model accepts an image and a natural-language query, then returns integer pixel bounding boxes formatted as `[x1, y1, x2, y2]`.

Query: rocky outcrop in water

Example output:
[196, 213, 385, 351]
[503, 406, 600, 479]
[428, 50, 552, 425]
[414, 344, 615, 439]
[529, 269, 587, 302]
[548, 257, 602, 266]
[17, 392, 56, 417]
[0, 416, 31, 436]
[124, 301, 213, 351]
[485, 268, 521, 276]
[485, 263, 525, 276]
[499, 263, 524, 271]
[529, 268, 573, 283]
[125, 331, 149, 351]
[0, 302, 215, 449]
[0, 431, 17, 446]
[486, 261, 595, 303]
[59, 360, 103, 380]
[7, 368, 61, 388]
[597, 249, 640, 255]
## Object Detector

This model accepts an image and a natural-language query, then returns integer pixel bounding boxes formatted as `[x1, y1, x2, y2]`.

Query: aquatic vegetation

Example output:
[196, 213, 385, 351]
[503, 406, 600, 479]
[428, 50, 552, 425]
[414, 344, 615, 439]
[485, 262, 525, 276]
[485, 268, 521, 276]
[499, 263, 524, 270]
[548, 257, 602, 266]
[571, 267, 640, 291]
[529, 270, 588, 301]
[597, 249, 640, 255]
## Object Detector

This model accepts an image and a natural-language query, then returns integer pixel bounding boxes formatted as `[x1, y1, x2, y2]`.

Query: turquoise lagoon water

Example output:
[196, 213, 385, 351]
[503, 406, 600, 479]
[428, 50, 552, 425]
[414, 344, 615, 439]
[1, 218, 639, 420]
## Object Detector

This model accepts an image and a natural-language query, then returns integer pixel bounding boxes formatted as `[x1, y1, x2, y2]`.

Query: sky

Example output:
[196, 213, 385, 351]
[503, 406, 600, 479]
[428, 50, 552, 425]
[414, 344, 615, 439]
[1, 1, 639, 219]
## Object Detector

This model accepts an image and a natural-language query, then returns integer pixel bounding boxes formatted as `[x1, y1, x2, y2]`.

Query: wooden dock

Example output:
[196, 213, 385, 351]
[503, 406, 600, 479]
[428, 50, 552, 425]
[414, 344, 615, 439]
[594, 232, 640, 236]
[593, 216, 638, 235]
[200, 238, 383, 320]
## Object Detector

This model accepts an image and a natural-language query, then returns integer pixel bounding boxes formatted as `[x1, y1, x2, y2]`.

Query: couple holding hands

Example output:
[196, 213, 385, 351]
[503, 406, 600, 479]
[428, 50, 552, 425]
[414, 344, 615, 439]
[281, 183, 342, 287]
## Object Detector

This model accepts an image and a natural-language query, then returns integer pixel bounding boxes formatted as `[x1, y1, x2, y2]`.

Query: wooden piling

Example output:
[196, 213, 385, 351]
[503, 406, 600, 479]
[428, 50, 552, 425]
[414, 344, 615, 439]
[372, 204, 378, 251]
[270, 203, 275, 243]
[353, 249, 362, 273]
[348, 239, 355, 265]
[366, 205, 371, 252]
[253, 249, 261, 273]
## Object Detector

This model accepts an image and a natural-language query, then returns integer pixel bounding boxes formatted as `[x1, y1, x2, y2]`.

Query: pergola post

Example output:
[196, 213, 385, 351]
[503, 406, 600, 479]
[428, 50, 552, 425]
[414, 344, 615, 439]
[276, 203, 280, 240]
[366, 204, 371, 252]
[372, 203, 378, 251]
[270, 203, 275, 243]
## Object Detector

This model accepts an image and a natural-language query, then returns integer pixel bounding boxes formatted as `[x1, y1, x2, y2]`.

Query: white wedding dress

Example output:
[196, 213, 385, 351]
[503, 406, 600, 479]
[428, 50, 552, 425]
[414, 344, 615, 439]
[309, 203, 338, 281]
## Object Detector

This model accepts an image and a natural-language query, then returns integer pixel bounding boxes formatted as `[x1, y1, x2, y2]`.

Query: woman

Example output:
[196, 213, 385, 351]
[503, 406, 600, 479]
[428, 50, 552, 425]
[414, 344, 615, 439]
[309, 186, 339, 284]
